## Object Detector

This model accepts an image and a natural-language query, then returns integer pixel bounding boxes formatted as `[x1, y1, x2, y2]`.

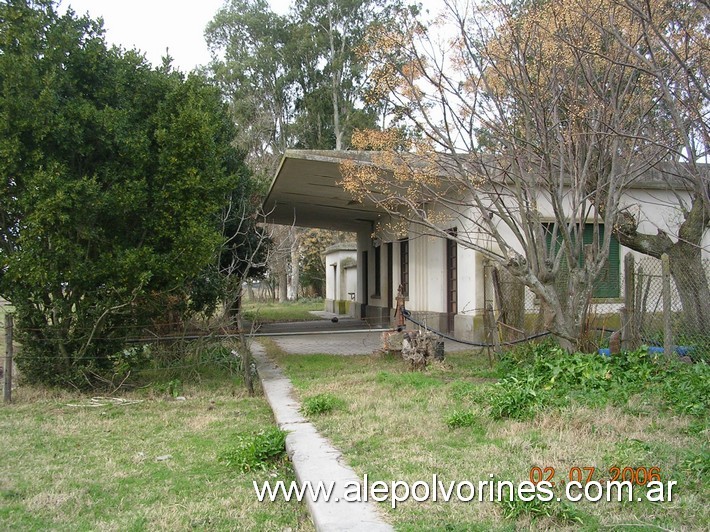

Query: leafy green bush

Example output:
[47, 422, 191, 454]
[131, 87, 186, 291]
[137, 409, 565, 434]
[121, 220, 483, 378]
[660, 362, 710, 416]
[492, 343, 709, 419]
[490, 376, 550, 420]
[445, 410, 479, 429]
[499, 496, 583, 524]
[301, 393, 345, 416]
[219, 427, 288, 472]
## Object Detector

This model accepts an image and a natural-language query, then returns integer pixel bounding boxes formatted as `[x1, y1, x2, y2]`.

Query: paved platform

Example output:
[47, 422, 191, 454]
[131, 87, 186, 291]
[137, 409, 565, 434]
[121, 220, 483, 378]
[251, 341, 393, 532]
[269, 330, 476, 356]
[255, 315, 384, 335]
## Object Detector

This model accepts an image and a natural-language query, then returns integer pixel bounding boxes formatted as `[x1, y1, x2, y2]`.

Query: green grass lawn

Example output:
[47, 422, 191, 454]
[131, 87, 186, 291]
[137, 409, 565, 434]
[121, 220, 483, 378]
[265, 340, 709, 531]
[242, 299, 324, 323]
[0, 362, 313, 531]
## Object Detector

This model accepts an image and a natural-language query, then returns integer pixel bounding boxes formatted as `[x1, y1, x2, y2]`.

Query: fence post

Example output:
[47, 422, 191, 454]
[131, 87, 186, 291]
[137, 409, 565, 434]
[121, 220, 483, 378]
[4, 314, 13, 403]
[662, 253, 673, 360]
[621, 253, 636, 351]
[484, 303, 501, 355]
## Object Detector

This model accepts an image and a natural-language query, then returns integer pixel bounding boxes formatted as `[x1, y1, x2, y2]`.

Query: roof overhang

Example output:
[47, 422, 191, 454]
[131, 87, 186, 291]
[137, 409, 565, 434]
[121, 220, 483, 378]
[263, 150, 709, 232]
[262, 150, 385, 232]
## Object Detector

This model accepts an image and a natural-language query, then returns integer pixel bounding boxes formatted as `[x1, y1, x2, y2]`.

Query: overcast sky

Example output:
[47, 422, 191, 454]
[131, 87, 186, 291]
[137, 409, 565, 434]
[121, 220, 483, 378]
[58, 0, 292, 72]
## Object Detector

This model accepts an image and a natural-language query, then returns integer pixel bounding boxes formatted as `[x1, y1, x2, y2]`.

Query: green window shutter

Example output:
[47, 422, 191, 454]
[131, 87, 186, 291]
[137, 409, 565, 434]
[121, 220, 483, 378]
[586, 224, 620, 298]
[543, 223, 620, 299]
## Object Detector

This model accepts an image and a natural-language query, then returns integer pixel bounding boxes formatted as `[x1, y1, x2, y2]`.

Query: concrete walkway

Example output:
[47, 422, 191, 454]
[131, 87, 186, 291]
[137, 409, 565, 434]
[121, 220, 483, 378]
[251, 341, 393, 532]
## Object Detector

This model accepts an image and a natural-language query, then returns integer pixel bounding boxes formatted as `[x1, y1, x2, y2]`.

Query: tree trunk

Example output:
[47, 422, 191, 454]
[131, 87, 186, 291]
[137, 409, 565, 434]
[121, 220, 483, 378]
[279, 269, 288, 303]
[533, 276, 593, 353]
[234, 284, 254, 396]
[668, 245, 710, 337]
[616, 192, 710, 338]
[290, 235, 300, 301]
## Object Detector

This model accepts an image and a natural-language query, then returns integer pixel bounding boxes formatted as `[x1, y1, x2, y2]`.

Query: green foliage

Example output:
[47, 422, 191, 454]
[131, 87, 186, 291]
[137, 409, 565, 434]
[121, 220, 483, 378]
[0, 1, 252, 388]
[167, 379, 183, 398]
[681, 445, 710, 479]
[301, 393, 346, 416]
[499, 496, 584, 524]
[603, 439, 655, 469]
[445, 410, 480, 429]
[205, 0, 399, 162]
[490, 376, 550, 420]
[491, 342, 709, 420]
[109, 345, 153, 376]
[219, 427, 288, 472]
[660, 361, 710, 416]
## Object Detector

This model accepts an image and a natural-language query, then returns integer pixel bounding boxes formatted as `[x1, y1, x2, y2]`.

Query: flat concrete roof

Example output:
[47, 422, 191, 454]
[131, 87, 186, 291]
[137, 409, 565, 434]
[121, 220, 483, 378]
[262, 150, 385, 232]
[263, 150, 709, 232]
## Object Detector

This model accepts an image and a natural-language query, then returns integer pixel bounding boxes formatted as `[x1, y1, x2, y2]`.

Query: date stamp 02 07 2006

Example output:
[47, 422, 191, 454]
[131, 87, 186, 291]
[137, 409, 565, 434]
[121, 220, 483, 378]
[529, 466, 664, 487]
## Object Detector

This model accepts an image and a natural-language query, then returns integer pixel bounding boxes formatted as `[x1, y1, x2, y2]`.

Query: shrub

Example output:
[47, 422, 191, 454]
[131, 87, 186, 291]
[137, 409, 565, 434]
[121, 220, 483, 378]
[301, 393, 345, 416]
[660, 362, 710, 416]
[445, 410, 480, 429]
[492, 343, 709, 419]
[219, 427, 287, 472]
[490, 376, 550, 420]
[499, 496, 583, 524]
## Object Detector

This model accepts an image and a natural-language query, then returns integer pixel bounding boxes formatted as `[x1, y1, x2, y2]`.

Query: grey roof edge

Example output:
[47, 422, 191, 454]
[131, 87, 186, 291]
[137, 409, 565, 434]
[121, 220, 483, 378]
[325, 242, 358, 254]
[264, 150, 710, 212]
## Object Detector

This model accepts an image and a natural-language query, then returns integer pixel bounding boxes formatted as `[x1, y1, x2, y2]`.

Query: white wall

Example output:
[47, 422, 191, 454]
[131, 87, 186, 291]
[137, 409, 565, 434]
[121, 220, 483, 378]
[345, 266, 357, 300]
[324, 247, 357, 301]
[353, 182, 707, 338]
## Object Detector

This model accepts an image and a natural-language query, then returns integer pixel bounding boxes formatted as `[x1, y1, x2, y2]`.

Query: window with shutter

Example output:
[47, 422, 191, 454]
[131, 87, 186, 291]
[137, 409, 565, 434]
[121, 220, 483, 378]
[543, 223, 620, 298]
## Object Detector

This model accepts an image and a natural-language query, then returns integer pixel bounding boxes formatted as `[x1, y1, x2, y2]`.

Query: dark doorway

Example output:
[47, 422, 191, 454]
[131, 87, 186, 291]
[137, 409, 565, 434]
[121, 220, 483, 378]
[446, 229, 458, 332]
[361, 250, 368, 319]
[387, 242, 393, 310]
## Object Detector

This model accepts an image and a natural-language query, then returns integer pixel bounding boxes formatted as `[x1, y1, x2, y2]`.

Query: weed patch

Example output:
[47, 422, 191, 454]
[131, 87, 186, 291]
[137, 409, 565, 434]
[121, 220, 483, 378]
[301, 393, 345, 416]
[219, 427, 288, 472]
[499, 496, 584, 524]
[271, 347, 707, 530]
[492, 342, 709, 420]
[681, 445, 710, 479]
[445, 410, 479, 429]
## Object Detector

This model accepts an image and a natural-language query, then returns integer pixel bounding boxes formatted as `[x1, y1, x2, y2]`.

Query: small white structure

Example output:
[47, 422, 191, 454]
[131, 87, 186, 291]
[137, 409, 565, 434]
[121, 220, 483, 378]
[324, 242, 358, 316]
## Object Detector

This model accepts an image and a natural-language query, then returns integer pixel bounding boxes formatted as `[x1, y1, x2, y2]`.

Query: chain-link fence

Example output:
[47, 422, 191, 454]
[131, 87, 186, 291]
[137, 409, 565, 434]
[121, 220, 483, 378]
[482, 262, 620, 349]
[479, 254, 710, 359]
[629, 255, 710, 362]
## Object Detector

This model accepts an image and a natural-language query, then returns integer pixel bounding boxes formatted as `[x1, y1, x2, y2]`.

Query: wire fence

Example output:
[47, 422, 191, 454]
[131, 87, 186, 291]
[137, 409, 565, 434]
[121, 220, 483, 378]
[479, 253, 710, 360]
[3, 251, 709, 370]
[629, 255, 710, 361]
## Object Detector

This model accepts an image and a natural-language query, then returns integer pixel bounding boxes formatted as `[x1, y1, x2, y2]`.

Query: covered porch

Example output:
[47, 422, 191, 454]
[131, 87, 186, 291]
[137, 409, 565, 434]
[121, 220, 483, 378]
[263, 150, 481, 336]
